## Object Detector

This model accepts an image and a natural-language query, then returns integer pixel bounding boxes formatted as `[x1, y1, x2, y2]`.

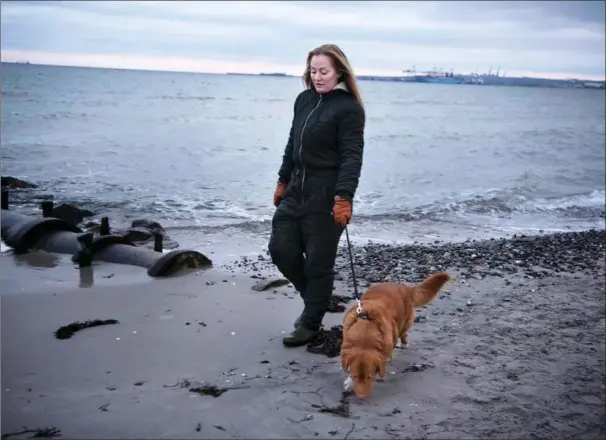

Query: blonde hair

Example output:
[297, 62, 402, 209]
[303, 44, 365, 114]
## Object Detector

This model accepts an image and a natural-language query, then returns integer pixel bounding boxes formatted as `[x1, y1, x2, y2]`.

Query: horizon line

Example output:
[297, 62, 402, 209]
[2, 60, 605, 83]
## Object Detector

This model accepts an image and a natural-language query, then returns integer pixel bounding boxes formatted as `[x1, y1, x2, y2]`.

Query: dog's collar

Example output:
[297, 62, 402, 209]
[357, 312, 371, 320]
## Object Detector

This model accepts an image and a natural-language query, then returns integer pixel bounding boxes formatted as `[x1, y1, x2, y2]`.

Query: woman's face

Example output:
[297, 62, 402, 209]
[310, 54, 339, 94]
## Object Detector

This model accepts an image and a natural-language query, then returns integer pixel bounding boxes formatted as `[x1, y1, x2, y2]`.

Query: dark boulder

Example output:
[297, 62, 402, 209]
[122, 227, 155, 242]
[52, 203, 95, 226]
[1, 176, 38, 189]
[122, 220, 179, 251]
[84, 221, 101, 234]
[131, 219, 166, 235]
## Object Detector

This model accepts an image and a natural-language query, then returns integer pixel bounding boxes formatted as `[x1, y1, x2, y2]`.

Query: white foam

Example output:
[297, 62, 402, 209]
[1, 242, 11, 253]
[519, 189, 605, 213]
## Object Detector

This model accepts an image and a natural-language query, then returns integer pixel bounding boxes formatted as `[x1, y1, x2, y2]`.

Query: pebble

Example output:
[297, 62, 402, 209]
[219, 230, 605, 290]
[332, 229, 605, 288]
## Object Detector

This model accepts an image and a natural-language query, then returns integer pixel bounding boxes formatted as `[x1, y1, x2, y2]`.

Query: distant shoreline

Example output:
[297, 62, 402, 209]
[2, 61, 605, 90]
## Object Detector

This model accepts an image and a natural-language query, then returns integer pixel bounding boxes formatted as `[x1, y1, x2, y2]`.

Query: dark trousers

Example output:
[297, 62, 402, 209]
[268, 206, 344, 330]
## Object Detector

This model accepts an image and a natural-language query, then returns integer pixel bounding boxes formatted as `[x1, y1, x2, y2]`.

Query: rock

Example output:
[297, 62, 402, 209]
[84, 221, 101, 234]
[401, 362, 434, 373]
[131, 219, 166, 235]
[251, 278, 290, 292]
[1, 176, 38, 189]
[122, 227, 155, 242]
[327, 294, 352, 313]
[53, 203, 95, 226]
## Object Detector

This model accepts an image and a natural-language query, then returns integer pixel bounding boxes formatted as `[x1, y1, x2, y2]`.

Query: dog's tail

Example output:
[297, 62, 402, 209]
[412, 272, 451, 308]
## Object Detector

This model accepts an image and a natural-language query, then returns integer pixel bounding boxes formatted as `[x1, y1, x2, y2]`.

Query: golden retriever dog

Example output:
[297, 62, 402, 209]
[340, 272, 451, 399]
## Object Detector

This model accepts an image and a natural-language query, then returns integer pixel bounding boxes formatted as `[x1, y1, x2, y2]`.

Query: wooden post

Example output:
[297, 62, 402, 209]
[75, 232, 94, 267]
[1, 189, 8, 210]
[100, 217, 110, 236]
[154, 232, 163, 253]
[41, 200, 54, 217]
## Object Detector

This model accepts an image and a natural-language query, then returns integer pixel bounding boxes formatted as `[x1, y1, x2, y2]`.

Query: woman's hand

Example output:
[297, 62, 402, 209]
[273, 182, 288, 207]
[333, 196, 352, 227]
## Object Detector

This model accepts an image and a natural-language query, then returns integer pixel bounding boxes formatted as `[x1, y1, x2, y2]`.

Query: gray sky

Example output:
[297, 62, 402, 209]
[1, 0, 604, 80]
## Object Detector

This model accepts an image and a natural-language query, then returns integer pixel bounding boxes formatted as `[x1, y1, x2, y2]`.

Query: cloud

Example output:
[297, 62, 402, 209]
[1, 0, 604, 79]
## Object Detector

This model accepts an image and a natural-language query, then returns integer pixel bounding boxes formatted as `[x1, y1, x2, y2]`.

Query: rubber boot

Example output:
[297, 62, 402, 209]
[293, 313, 302, 329]
[282, 325, 319, 347]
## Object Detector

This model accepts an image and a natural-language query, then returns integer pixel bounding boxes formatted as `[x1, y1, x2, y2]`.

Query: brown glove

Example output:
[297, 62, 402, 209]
[273, 182, 287, 207]
[333, 196, 352, 227]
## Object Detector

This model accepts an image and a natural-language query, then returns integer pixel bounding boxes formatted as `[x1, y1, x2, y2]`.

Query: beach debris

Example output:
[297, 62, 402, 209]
[1, 426, 62, 439]
[54, 319, 119, 340]
[401, 362, 434, 373]
[195, 423, 202, 432]
[163, 378, 250, 398]
[311, 391, 352, 418]
[378, 407, 402, 417]
[190, 384, 229, 398]
[287, 414, 315, 423]
[306, 325, 343, 358]
[251, 277, 290, 291]
[327, 294, 352, 313]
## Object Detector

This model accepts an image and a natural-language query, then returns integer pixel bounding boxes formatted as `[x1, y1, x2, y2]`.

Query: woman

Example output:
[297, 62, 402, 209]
[268, 43, 366, 347]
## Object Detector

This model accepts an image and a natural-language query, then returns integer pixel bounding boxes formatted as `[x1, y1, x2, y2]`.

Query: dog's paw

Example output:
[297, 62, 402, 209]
[395, 342, 409, 349]
[343, 376, 353, 392]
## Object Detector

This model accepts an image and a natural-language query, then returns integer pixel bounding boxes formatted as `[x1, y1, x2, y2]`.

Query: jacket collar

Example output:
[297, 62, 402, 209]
[313, 81, 350, 99]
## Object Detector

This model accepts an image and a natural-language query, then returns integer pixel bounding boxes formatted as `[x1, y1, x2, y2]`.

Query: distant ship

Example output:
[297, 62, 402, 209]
[401, 66, 464, 84]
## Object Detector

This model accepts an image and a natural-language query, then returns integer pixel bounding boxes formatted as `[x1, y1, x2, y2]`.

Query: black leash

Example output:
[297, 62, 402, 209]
[344, 225, 368, 319]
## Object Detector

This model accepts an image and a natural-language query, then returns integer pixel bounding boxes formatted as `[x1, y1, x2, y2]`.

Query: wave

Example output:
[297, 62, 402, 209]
[155, 188, 606, 235]
[354, 189, 605, 222]
[8, 183, 604, 235]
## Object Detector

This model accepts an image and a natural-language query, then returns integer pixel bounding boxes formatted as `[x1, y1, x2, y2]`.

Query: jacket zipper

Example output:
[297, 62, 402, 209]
[298, 95, 323, 203]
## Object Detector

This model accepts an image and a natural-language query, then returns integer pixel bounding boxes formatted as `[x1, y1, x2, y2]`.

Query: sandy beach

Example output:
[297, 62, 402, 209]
[1, 230, 605, 439]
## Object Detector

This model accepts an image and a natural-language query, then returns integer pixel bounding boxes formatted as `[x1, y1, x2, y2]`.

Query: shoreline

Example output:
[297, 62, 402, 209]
[2, 228, 605, 439]
[225, 228, 606, 282]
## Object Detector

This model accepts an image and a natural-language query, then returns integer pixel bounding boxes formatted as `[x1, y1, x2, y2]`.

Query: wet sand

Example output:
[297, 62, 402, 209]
[2, 232, 605, 439]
